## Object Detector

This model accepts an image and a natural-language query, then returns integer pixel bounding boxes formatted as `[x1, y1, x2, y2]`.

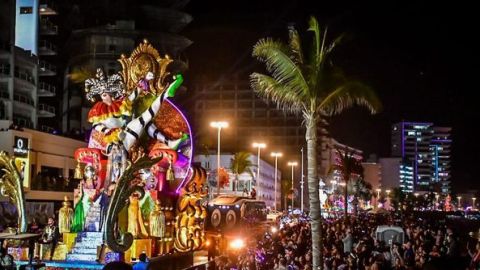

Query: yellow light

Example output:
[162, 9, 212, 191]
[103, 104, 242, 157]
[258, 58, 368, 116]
[271, 227, 278, 233]
[271, 152, 282, 157]
[229, 238, 245, 249]
[210, 121, 229, 128]
[206, 240, 210, 246]
[287, 161, 298, 166]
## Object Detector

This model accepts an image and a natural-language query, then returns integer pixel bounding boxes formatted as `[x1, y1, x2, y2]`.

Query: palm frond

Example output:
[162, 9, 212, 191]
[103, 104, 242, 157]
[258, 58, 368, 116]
[252, 38, 309, 98]
[250, 73, 305, 114]
[288, 26, 304, 66]
[318, 82, 382, 116]
[326, 34, 345, 55]
[69, 66, 95, 84]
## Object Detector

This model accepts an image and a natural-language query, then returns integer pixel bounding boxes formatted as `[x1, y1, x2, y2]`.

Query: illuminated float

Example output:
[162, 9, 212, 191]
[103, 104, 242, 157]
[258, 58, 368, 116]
[58, 40, 207, 263]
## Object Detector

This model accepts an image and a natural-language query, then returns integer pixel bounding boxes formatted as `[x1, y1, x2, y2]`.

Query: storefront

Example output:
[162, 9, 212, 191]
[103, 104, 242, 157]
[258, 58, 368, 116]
[0, 120, 86, 201]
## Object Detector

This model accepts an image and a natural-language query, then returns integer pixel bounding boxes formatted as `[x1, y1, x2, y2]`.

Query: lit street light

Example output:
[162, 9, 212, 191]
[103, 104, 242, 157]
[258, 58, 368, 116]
[457, 196, 462, 209]
[386, 189, 391, 196]
[287, 161, 298, 211]
[210, 121, 228, 196]
[376, 188, 382, 198]
[473, 197, 477, 210]
[252, 142, 266, 197]
[271, 152, 282, 211]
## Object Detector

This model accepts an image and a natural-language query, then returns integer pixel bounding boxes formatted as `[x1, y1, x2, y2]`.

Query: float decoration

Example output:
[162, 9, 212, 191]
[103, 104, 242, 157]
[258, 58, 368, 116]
[0, 151, 27, 233]
[68, 40, 203, 260]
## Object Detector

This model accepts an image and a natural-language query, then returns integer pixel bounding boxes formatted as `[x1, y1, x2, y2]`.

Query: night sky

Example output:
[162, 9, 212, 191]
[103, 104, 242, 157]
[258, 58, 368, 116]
[182, 0, 479, 192]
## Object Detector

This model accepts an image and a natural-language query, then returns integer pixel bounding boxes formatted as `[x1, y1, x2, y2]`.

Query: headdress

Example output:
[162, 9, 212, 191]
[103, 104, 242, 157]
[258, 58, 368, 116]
[85, 68, 124, 102]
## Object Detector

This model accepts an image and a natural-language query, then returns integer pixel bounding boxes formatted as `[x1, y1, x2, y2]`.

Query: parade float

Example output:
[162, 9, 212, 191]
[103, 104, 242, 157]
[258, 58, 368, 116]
[52, 40, 207, 263]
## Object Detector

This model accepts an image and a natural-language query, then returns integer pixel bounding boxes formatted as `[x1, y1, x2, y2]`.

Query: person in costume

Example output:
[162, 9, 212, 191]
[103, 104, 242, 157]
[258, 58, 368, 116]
[71, 182, 85, 232]
[149, 200, 166, 238]
[127, 193, 148, 238]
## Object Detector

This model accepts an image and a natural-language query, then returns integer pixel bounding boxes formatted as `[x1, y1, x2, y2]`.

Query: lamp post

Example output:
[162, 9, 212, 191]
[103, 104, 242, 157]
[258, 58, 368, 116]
[457, 196, 462, 209]
[252, 142, 266, 196]
[300, 147, 304, 212]
[287, 161, 298, 211]
[473, 197, 477, 210]
[210, 121, 228, 196]
[376, 188, 382, 209]
[271, 152, 282, 211]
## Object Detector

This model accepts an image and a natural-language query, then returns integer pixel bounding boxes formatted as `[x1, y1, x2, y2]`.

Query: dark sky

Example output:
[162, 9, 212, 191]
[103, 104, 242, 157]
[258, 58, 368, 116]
[182, 0, 480, 192]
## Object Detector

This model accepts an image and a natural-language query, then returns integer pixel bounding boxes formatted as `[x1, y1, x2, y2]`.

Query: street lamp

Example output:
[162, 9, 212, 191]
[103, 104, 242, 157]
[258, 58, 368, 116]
[210, 121, 228, 196]
[271, 152, 282, 211]
[473, 197, 477, 210]
[287, 161, 298, 211]
[386, 189, 391, 197]
[252, 142, 266, 196]
[457, 196, 462, 209]
[376, 188, 382, 198]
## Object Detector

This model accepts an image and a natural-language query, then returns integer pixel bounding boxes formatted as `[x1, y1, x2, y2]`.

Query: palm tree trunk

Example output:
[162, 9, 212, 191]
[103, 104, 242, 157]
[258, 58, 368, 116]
[306, 116, 322, 270]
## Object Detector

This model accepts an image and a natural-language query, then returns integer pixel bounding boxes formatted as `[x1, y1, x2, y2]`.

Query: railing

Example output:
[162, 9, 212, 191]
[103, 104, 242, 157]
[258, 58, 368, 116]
[0, 63, 10, 75]
[39, 61, 56, 73]
[39, 40, 57, 52]
[14, 69, 35, 85]
[39, 82, 56, 94]
[40, 18, 58, 35]
[13, 93, 34, 106]
[13, 115, 34, 129]
[39, 103, 55, 114]
[0, 90, 9, 99]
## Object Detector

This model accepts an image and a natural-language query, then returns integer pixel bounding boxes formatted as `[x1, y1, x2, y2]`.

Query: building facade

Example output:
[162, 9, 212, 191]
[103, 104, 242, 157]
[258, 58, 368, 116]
[391, 122, 451, 193]
[0, 120, 86, 201]
[194, 153, 281, 209]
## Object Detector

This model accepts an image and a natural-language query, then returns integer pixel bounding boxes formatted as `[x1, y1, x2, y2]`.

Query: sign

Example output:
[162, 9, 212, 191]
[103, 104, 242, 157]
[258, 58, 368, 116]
[13, 136, 30, 188]
[13, 136, 29, 157]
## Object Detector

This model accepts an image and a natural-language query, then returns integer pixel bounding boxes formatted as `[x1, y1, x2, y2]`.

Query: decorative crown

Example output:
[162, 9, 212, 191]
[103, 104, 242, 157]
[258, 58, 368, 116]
[85, 68, 125, 102]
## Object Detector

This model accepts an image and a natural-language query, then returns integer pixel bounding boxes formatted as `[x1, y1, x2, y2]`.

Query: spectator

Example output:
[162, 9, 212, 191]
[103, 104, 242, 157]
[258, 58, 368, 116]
[133, 253, 148, 270]
[0, 248, 15, 270]
[103, 261, 132, 270]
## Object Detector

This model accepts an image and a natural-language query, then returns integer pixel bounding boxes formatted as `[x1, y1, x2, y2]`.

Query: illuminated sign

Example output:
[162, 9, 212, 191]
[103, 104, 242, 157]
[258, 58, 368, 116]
[13, 136, 29, 157]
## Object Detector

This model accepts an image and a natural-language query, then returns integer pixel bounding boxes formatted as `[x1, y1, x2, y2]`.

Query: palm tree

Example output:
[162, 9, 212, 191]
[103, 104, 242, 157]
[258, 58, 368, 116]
[330, 149, 364, 219]
[250, 16, 381, 269]
[230, 152, 254, 194]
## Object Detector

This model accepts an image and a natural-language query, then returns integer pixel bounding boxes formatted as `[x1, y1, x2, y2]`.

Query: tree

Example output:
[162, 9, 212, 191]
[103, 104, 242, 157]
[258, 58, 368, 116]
[330, 149, 364, 219]
[250, 16, 381, 269]
[230, 152, 254, 193]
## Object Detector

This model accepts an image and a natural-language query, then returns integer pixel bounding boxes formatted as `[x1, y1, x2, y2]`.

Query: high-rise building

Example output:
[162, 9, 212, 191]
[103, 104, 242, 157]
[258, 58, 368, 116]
[0, 0, 59, 130]
[391, 122, 451, 193]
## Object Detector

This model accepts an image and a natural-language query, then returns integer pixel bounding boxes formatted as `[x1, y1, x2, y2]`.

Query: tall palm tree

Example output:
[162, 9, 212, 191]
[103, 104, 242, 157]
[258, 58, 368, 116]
[250, 16, 381, 269]
[230, 152, 254, 194]
[330, 149, 364, 219]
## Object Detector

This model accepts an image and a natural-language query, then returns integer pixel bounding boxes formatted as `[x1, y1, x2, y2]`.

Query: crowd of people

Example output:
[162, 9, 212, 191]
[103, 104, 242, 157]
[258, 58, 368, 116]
[208, 211, 480, 270]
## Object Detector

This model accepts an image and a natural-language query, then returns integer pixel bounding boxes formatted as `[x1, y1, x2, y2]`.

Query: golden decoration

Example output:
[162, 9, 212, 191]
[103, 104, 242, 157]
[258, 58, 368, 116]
[118, 39, 173, 95]
[0, 151, 27, 233]
[174, 165, 208, 252]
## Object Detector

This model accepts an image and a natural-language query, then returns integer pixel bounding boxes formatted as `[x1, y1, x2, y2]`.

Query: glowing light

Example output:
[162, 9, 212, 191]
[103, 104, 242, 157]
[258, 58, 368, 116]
[210, 121, 229, 128]
[270, 227, 278, 233]
[230, 238, 245, 249]
[253, 142, 266, 148]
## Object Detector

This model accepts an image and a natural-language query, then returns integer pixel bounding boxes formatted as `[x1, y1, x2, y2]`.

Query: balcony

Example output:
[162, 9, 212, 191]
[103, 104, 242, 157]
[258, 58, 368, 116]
[38, 103, 55, 117]
[0, 63, 10, 76]
[38, 82, 56, 97]
[38, 40, 57, 55]
[39, 61, 56, 76]
[40, 125, 55, 133]
[40, 18, 58, 35]
[39, 0, 58, 15]
[14, 69, 35, 85]
[0, 90, 9, 100]
[13, 93, 35, 109]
